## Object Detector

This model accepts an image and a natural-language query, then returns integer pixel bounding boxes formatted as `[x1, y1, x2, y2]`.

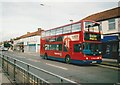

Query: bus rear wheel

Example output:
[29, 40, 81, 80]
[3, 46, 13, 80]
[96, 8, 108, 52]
[65, 55, 71, 64]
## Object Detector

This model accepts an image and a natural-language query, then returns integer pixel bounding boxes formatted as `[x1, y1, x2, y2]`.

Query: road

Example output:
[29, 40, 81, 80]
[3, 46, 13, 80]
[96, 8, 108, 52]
[1, 51, 119, 84]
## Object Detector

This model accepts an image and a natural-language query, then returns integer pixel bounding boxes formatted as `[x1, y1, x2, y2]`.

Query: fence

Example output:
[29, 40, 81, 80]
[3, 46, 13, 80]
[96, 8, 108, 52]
[0, 54, 78, 85]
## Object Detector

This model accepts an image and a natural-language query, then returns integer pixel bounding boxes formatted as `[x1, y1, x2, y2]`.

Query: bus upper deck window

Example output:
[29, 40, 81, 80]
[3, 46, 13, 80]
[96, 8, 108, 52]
[84, 22, 100, 33]
[72, 23, 81, 32]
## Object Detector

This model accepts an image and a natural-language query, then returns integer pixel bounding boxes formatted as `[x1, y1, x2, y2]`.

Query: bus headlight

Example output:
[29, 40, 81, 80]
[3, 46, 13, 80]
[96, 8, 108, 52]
[97, 57, 99, 59]
[99, 57, 102, 59]
[86, 57, 88, 60]
[99, 52, 102, 54]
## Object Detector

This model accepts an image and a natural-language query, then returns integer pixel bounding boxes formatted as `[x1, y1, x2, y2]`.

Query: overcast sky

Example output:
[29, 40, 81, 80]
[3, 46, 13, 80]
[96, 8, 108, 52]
[0, 0, 119, 42]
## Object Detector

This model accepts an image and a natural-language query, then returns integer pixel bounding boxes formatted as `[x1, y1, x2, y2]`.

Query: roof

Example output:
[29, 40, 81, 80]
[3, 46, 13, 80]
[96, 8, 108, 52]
[15, 28, 44, 40]
[19, 31, 40, 38]
[82, 7, 120, 21]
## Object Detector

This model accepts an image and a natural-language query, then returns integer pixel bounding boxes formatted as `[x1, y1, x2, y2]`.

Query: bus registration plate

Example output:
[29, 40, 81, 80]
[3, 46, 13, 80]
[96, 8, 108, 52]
[92, 61, 97, 63]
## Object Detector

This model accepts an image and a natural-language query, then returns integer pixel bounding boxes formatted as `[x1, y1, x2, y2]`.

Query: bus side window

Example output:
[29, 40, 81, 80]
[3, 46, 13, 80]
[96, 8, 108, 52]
[72, 23, 81, 32]
[74, 44, 82, 52]
[44, 44, 49, 50]
[56, 36, 63, 41]
[63, 25, 71, 34]
[46, 30, 50, 37]
[56, 44, 62, 51]
[50, 29, 56, 36]
[49, 44, 56, 50]
[56, 28, 63, 35]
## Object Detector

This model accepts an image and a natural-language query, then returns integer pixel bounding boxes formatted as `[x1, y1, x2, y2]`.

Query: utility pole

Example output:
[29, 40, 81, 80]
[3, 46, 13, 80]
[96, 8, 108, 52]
[118, 33, 120, 65]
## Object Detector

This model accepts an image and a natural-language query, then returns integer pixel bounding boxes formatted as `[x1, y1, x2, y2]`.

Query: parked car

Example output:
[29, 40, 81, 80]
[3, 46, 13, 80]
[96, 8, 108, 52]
[0, 46, 8, 51]
[0, 46, 2, 51]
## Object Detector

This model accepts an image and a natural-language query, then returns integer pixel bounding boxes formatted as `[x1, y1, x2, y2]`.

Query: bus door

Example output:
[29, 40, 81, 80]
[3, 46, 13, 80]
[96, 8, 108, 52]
[62, 38, 72, 59]
[72, 42, 83, 60]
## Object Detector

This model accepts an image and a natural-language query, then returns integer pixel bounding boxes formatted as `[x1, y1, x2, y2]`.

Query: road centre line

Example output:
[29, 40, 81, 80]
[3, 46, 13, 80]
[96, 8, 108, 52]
[46, 63, 68, 70]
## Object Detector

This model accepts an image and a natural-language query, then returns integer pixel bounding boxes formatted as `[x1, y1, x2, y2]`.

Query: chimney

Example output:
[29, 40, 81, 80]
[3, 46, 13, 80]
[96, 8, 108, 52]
[27, 32, 30, 34]
[38, 28, 42, 31]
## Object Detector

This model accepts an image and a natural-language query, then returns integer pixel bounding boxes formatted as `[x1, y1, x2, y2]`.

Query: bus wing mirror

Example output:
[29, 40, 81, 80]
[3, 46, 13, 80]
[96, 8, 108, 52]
[88, 25, 91, 28]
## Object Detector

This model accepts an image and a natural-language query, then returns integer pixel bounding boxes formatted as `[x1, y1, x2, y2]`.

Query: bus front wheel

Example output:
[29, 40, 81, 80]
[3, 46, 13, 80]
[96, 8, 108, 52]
[65, 55, 71, 64]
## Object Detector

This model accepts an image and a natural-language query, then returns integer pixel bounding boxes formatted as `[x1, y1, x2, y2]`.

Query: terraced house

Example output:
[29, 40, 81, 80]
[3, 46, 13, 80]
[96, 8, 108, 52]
[13, 28, 43, 53]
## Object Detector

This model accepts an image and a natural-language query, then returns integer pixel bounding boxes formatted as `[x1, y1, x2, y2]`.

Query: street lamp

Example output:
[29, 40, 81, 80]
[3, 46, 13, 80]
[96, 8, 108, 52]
[40, 4, 44, 6]
[70, 20, 73, 23]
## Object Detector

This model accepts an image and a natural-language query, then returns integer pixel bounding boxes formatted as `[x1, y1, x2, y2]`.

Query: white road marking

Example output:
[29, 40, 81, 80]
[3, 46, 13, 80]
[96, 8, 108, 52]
[46, 63, 68, 70]
[27, 58, 40, 62]
[98, 64, 119, 70]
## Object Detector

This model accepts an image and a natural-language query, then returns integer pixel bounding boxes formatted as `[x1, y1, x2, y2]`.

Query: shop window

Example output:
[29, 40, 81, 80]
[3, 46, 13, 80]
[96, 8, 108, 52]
[112, 44, 117, 52]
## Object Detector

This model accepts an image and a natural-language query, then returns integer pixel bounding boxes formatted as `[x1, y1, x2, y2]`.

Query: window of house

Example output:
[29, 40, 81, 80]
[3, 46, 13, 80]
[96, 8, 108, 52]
[108, 19, 115, 30]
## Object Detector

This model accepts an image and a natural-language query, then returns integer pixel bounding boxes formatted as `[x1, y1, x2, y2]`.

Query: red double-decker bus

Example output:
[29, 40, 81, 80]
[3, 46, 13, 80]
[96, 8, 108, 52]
[40, 20, 102, 64]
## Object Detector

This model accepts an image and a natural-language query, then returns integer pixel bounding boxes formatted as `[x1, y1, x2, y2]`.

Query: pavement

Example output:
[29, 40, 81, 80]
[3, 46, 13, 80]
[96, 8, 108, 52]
[0, 67, 12, 85]
[102, 58, 119, 67]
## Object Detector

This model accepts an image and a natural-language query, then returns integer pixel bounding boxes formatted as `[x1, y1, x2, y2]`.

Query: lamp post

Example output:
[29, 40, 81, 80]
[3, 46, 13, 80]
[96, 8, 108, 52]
[118, 33, 120, 65]
[40, 4, 44, 6]
[70, 20, 73, 23]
